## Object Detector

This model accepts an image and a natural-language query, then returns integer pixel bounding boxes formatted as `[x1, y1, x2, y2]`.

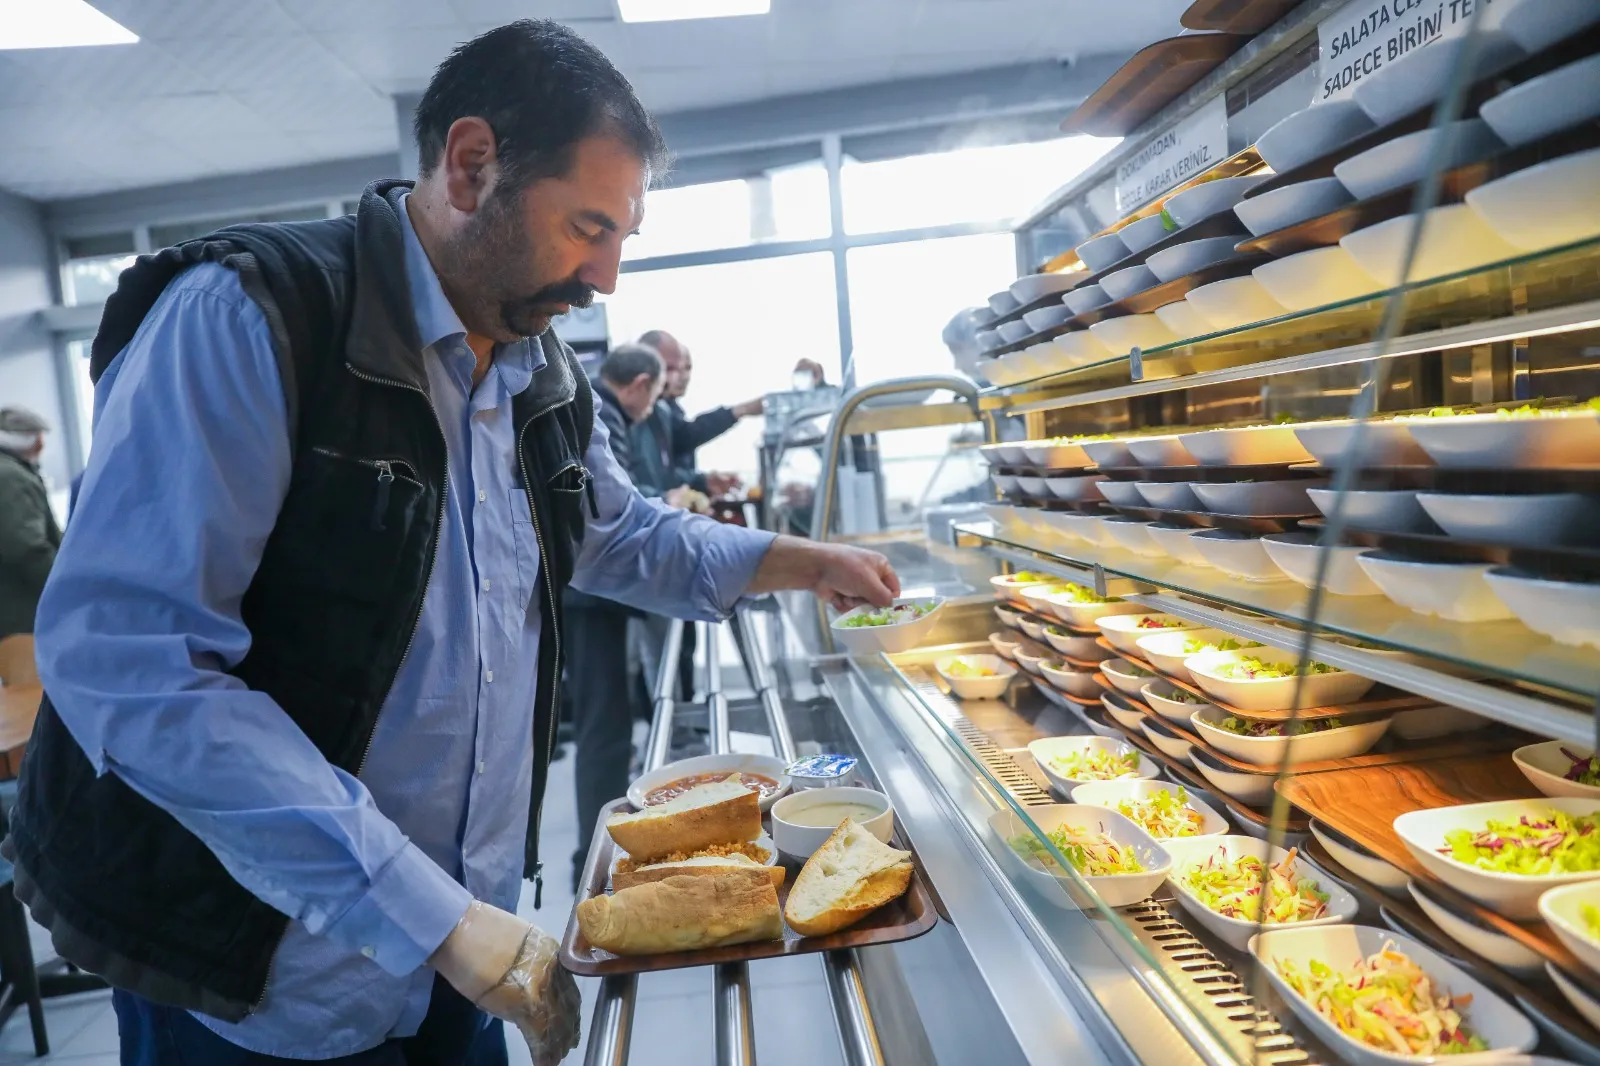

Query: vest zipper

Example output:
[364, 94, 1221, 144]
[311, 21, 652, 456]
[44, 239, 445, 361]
[517, 419, 563, 912]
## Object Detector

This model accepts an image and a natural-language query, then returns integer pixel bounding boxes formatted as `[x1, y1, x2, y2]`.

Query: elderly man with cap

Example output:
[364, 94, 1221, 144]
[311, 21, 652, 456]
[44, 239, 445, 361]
[0, 406, 60, 683]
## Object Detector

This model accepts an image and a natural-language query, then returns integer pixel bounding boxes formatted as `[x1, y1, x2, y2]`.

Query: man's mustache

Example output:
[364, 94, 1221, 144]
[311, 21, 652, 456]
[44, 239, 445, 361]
[523, 279, 596, 310]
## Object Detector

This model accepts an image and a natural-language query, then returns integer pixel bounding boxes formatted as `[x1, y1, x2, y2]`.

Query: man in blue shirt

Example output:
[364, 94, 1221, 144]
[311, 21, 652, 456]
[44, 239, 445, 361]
[9, 20, 899, 1066]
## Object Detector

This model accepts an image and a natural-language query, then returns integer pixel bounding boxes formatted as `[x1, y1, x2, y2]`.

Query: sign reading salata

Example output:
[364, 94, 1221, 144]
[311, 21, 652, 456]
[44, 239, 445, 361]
[1112, 96, 1229, 215]
[1316, 0, 1508, 103]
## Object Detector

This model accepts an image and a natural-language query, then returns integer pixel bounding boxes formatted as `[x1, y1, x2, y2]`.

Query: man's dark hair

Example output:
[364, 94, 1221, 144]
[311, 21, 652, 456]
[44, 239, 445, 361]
[414, 20, 668, 189]
[599, 343, 663, 387]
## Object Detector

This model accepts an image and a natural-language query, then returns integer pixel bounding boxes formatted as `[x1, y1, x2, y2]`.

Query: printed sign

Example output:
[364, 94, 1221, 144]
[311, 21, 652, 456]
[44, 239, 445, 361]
[1112, 96, 1229, 215]
[1316, 0, 1507, 103]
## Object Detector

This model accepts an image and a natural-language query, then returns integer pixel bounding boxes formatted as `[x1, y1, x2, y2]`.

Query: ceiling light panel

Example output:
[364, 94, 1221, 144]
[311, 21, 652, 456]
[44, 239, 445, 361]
[0, 0, 137, 50]
[617, 0, 770, 24]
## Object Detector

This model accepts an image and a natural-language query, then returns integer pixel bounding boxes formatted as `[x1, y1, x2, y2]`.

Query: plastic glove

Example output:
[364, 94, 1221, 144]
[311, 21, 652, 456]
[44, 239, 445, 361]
[431, 900, 581, 1065]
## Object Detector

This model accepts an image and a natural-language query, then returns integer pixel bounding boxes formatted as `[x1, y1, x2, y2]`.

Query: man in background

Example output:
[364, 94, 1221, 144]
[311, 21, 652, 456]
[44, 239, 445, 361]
[0, 406, 60, 684]
[636, 328, 762, 497]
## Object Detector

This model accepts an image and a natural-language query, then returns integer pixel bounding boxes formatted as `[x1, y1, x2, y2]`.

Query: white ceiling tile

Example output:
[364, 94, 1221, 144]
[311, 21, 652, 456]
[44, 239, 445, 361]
[314, 25, 490, 88]
[277, 0, 464, 32]
[94, 0, 304, 41]
[622, 16, 774, 70]
[449, 0, 618, 21]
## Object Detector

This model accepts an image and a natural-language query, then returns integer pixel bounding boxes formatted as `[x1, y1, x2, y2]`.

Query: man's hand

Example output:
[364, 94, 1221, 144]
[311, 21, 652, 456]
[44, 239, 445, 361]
[431, 901, 580, 1066]
[664, 485, 693, 510]
[746, 536, 900, 612]
[705, 471, 743, 497]
[732, 397, 765, 419]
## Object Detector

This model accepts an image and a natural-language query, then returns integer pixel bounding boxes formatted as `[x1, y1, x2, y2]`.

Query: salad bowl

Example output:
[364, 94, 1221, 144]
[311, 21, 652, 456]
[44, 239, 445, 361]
[1099, 692, 1148, 732]
[1393, 799, 1600, 920]
[1139, 715, 1198, 765]
[1080, 437, 1136, 468]
[1045, 588, 1146, 631]
[1260, 532, 1384, 596]
[1184, 647, 1377, 712]
[1152, 297, 1214, 341]
[1177, 425, 1313, 467]
[1099, 517, 1165, 557]
[992, 604, 1023, 628]
[1132, 480, 1203, 511]
[1125, 434, 1198, 467]
[1021, 438, 1094, 469]
[1039, 659, 1102, 700]
[1070, 779, 1228, 840]
[1075, 232, 1128, 273]
[1249, 925, 1538, 1066]
[1546, 962, 1600, 1034]
[1309, 820, 1409, 895]
[1356, 553, 1515, 623]
[1016, 615, 1047, 642]
[1189, 749, 1277, 805]
[1514, 741, 1600, 801]
[988, 631, 1023, 661]
[1044, 473, 1108, 502]
[1042, 624, 1111, 661]
[1135, 629, 1258, 684]
[1189, 530, 1290, 583]
[830, 597, 944, 654]
[1406, 409, 1600, 469]
[1144, 523, 1211, 567]
[990, 571, 1058, 595]
[1026, 735, 1162, 798]
[1405, 879, 1544, 977]
[989, 804, 1172, 908]
[1101, 657, 1157, 699]
[1095, 480, 1147, 508]
[1117, 214, 1169, 255]
[1165, 836, 1357, 950]
[1140, 680, 1213, 725]
[1013, 646, 1051, 677]
[934, 654, 1016, 700]
[1484, 569, 1600, 650]
[1190, 705, 1391, 767]
[1010, 271, 1080, 304]
[1097, 613, 1200, 657]
[1306, 487, 1437, 534]
[1539, 881, 1600, 978]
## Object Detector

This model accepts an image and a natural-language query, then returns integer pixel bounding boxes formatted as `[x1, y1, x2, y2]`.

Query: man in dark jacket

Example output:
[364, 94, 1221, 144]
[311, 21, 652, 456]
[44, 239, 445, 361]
[0, 406, 60, 664]
[635, 328, 762, 496]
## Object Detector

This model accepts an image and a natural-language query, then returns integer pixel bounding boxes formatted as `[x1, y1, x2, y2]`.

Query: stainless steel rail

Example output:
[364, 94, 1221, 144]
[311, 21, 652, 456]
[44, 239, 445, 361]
[810, 374, 981, 542]
[706, 620, 732, 757]
[705, 619, 757, 1065]
[582, 620, 683, 1066]
[732, 608, 798, 765]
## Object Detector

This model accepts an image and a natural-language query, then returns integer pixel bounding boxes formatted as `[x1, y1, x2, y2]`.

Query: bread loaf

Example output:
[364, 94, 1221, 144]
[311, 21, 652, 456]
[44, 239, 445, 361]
[784, 820, 913, 937]
[576, 870, 782, 955]
[611, 852, 786, 892]
[605, 778, 762, 862]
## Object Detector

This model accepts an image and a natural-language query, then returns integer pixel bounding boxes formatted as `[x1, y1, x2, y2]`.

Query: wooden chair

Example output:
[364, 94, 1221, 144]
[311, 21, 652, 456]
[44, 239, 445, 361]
[0, 636, 36, 688]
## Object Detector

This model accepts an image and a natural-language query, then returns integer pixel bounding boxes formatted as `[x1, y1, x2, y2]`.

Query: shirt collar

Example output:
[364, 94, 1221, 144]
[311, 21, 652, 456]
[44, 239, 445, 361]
[395, 192, 541, 395]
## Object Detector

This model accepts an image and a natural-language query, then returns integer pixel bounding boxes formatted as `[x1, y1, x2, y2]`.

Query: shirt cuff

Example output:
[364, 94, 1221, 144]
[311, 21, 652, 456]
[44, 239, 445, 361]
[319, 841, 472, 977]
[695, 524, 778, 618]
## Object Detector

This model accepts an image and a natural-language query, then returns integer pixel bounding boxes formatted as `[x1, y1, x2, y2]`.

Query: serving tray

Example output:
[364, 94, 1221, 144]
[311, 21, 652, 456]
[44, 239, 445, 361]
[560, 797, 938, 976]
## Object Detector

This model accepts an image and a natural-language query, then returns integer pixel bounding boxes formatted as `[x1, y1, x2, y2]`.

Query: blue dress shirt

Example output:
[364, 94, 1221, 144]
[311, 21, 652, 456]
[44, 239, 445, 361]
[35, 196, 776, 1057]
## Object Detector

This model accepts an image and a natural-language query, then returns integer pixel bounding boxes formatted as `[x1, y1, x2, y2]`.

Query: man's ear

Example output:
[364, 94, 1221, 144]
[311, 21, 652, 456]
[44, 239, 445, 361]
[441, 116, 499, 214]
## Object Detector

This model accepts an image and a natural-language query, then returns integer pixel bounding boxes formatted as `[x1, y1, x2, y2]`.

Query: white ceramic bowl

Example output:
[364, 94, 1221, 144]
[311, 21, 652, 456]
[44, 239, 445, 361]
[1355, 552, 1514, 622]
[1043, 625, 1113, 661]
[1140, 716, 1198, 765]
[1100, 692, 1148, 731]
[1184, 647, 1377, 711]
[1052, 512, 1114, 548]
[1395, 798, 1600, 919]
[1063, 283, 1113, 317]
[1351, 31, 1524, 127]
[627, 753, 792, 813]
[1390, 706, 1490, 741]
[1053, 329, 1117, 366]
[1165, 836, 1359, 950]
[1044, 474, 1108, 502]
[987, 290, 1020, 315]
[1017, 615, 1047, 641]
[1152, 298, 1215, 341]
[1146, 235, 1250, 284]
[1099, 265, 1161, 303]
[1261, 532, 1386, 596]
[1017, 580, 1071, 617]
[1308, 819, 1410, 895]
[1013, 646, 1050, 677]
[992, 472, 1020, 496]
[1483, 52, 1600, 148]
[830, 597, 945, 653]
[1334, 119, 1504, 201]
[1190, 749, 1276, 805]
[1341, 204, 1520, 287]
[1418, 492, 1600, 548]
[1253, 245, 1381, 312]
[1490, 0, 1600, 52]
[1071, 778, 1230, 839]
[1039, 659, 1102, 700]
[1486, 569, 1600, 649]
[997, 319, 1033, 344]
[1178, 425, 1315, 467]
[1191, 478, 1324, 516]
[1097, 613, 1200, 657]
[1022, 304, 1074, 333]
[770, 787, 893, 859]
[1250, 925, 1538, 1066]
[1121, 214, 1177, 258]
[976, 328, 1004, 352]
[1101, 657, 1158, 698]
[1096, 480, 1147, 507]
[1136, 630, 1260, 685]
[1307, 487, 1438, 534]
[1010, 271, 1081, 304]
[1254, 99, 1376, 174]
[992, 603, 1023, 628]
[1182, 274, 1292, 331]
[1515, 741, 1600, 803]
[1048, 594, 1147, 632]
[1540, 880, 1600, 978]
[1466, 146, 1600, 252]
[1407, 409, 1600, 468]
[990, 571, 1054, 595]
[1547, 960, 1600, 1033]
[1100, 517, 1165, 557]
[1125, 434, 1198, 467]
[1233, 176, 1353, 237]
[1076, 232, 1129, 273]
[1134, 480, 1203, 511]
[1022, 439, 1094, 469]
[1292, 419, 1431, 466]
[989, 631, 1023, 660]
[1145, 523, 1212, 567]
[1191, 705, 1392, 766]
[1015, 475, 1051, 498]
[935, 653, 1017, 700]
[984, 442, 1030, 467]
[1189, 530, 1291, 583]
[1141, 678, 1214, 723]
[1164, 175, 1269, 228]
[1027, 735, 1162, 798]
[989, 803, 1173, 909]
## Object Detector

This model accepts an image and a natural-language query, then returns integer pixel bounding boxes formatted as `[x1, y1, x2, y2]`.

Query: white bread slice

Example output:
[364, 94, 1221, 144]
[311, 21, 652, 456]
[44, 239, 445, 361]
[612, 853, 786, 892]
[785, 820, 913, 937]
[606, 777, 761, 862]
[577, 870, 782, 955]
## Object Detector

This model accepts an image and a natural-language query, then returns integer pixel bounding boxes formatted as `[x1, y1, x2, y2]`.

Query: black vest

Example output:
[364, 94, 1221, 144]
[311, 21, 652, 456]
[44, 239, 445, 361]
[4, 181, 594, 1021]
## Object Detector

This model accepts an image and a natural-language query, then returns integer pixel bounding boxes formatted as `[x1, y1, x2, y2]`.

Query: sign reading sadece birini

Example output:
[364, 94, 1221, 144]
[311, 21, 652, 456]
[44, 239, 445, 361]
[1317, 0, 1509, 103]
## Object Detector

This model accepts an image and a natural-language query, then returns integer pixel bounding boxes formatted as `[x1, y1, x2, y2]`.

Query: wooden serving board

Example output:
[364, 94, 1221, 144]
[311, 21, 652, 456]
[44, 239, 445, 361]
[560, 798, 938, 977]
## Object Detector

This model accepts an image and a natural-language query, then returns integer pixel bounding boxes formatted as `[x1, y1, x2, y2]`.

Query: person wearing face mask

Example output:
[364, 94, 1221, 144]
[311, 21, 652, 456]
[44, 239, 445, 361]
[4, 21, 902, 1066]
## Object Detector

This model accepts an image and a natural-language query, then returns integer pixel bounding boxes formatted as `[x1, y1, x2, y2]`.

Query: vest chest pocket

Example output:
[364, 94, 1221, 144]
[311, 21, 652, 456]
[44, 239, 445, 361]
[510, 488, 539, 615]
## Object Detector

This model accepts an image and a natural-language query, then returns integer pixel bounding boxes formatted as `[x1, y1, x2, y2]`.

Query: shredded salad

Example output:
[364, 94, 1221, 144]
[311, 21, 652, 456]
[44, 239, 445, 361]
[1211, 656, 1338, 681]
[1179, 635, 1260, 656]
[839, 602, 934, 628]
[1183, 846, 1329, 924]
[1048, 582, 1117, 605]
[1001, 570, 1052, 584]
[1560, 748, 1600, 788]
[1440, 810, 1600, 875]
[1114, 787, 1207, 839]
[944, 657, 999, 678]
[1009, 823, 1146, 876]
[1048, 747, 1142, 782]
[1583, 903, 1600, 941]
[1134, 616, 1186, 630]
[1274, 941, 1488, 1056]
[1214, 715, 1344, 738]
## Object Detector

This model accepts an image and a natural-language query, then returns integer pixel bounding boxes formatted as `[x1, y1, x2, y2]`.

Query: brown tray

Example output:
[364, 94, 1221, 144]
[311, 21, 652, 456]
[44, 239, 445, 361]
[560, 798, 939, 976]
[1062, 34, 1249, 137]
[1160, 671, 1433, 723]
[1181, 0, 1302, 33]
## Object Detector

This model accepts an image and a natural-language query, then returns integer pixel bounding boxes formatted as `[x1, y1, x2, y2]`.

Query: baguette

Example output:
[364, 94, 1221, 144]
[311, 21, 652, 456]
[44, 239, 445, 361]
[612, 853, 785, 892]
[576, 870, 782, 955]
[785, 820, 913, 937]
[606, 777, 761, 862]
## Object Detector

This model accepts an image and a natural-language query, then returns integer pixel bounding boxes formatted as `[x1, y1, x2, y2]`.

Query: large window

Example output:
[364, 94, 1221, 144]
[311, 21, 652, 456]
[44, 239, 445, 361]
[625, 161, 830, 262]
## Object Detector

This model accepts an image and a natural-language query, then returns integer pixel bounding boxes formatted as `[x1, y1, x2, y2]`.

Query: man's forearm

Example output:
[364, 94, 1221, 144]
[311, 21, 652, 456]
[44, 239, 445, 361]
[743, 535, 898, 609]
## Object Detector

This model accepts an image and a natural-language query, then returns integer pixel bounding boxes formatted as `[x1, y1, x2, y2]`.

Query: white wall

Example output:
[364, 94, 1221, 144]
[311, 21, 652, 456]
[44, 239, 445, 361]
[0, 188, 70, 492]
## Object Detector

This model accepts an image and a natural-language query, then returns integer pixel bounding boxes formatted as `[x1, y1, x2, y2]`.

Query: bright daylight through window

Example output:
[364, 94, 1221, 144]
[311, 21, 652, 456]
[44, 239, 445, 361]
[0, 0, 136, 49]
[616, 0, 770, 23]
